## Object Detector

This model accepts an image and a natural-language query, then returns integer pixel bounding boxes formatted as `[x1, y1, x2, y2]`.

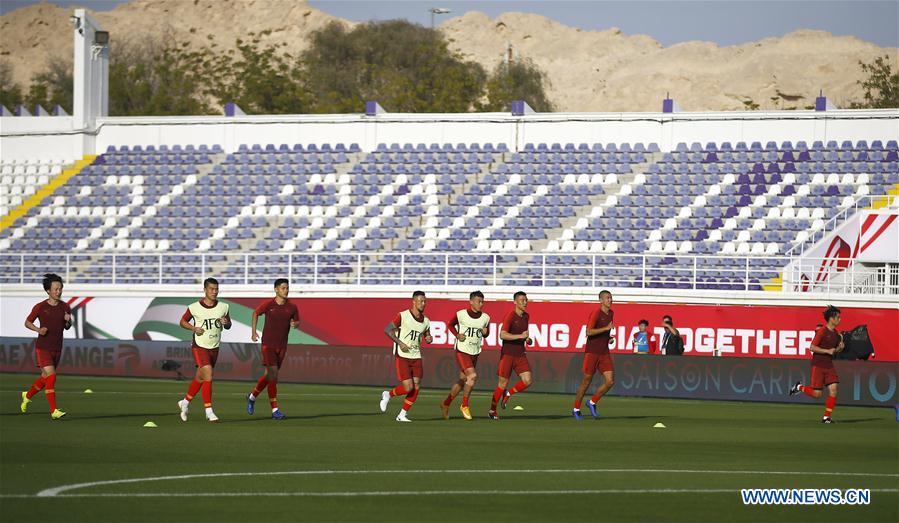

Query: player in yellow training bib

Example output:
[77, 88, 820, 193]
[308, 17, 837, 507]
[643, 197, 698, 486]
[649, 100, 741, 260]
[441, 290, 490, 420]
[380, 290, 431, 422]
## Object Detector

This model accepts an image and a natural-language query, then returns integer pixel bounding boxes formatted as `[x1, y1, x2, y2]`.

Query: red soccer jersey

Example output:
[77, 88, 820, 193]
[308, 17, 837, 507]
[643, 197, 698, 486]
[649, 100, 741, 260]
[254, 298, 299, 351]
[26, 299, 72, 351]
[501, 309, 529, 356]
[811, 327, 840, 367]
[586, 307, 614, 354]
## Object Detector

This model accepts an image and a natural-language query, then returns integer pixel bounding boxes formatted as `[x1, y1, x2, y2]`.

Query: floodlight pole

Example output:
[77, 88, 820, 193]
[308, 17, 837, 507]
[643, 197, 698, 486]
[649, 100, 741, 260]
[72, 9, 108, 130]
[429, 7, 450, 29]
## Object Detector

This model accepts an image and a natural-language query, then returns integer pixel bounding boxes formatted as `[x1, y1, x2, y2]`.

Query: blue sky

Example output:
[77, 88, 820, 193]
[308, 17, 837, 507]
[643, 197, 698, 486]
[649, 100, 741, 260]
[2, 0, 897, 47]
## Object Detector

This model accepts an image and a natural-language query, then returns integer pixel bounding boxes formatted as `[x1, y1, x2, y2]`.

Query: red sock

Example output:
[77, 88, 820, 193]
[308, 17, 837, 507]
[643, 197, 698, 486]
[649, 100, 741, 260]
[462, 395, 469, 408]
[490, 387, 503, 410]
[402, 388, 419, 412]
[824, 396, 837, 417]
[574, 398, 582, 409]
[45, 374, 57, 411]
[443, 393, 454, 407]
[799, 385, 817, 399]
[201, 380, 213, 408]
[509, 381, 529, 395]
[185, 379, 202, 402]
[267, 381, 278, 409]
[26, 376, 46, 399]
[590, 391, 603, 404]
[251, 376, 268, 398]
[389, 385, 408, 397]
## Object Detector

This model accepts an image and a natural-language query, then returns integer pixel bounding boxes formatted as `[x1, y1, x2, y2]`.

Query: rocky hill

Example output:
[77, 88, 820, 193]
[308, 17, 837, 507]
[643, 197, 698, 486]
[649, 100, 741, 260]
[2, 0, 896, 111]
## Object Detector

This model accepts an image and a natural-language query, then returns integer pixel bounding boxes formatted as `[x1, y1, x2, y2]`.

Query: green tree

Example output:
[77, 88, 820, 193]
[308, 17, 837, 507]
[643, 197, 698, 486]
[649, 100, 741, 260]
[203, 31, 309, 114]
[302, 20, 486, 113]
[481, 57, 554, 112]
[0, 61, 24, 110]
[850, 55, 899, 109]
[25, 57, 73, 113]
[108, 37, 216, 116]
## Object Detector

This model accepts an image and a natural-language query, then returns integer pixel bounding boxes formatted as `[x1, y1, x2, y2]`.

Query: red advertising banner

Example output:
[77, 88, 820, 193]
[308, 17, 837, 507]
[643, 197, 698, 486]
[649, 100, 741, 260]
[230, 298, 898, 361]
[1, 338, 895, 406]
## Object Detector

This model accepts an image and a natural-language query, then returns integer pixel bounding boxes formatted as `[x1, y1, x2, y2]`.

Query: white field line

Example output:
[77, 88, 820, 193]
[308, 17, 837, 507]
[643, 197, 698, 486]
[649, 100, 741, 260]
[0, 388, 397, 397]
[29, 469, 899, 498]
[0, 388, 460, 399]
[3, 488, 896, 499]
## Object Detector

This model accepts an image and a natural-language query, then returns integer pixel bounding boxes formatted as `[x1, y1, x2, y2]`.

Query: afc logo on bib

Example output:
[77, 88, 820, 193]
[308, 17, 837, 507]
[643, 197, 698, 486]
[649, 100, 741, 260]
[464, 326, 483, 339]
[202, 318, 223, 330]
[404, 330, 423, 342]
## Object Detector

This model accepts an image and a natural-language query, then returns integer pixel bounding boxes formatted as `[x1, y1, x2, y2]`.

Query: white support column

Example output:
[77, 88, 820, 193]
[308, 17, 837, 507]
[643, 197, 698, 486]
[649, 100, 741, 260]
[72, 9, 109, 130]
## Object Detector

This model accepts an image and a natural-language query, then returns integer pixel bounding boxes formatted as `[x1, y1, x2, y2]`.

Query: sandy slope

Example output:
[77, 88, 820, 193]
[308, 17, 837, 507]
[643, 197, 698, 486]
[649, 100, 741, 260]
[2, 0, 895, 111]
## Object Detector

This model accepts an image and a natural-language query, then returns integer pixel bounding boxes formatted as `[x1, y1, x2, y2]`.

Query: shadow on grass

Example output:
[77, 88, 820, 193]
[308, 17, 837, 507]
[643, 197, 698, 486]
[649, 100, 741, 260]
[223, 412, 385, 422]
[58, 412, 175, 420]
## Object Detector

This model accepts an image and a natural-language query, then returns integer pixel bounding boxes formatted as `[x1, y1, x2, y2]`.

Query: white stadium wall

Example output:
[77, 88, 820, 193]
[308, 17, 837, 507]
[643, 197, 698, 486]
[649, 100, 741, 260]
[2, 108, 897, 159]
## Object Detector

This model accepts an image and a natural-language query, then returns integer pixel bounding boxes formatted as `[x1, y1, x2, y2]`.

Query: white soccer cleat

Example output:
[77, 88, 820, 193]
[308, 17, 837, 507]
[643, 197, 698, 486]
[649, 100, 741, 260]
[177, 399, 189, 422]
[206, 410, 220, 423]
[379, 390, 390, 413]
[395, 410, 411, 422]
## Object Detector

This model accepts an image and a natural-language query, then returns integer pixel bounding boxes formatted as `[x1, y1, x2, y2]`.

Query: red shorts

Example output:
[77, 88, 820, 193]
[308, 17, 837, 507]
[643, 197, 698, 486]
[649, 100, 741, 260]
[261, 345, 287, 368]
[395, 356, 423, 382]
[454, 351, 479, 372]
[583, 353, 614, 375]
[810, 364, 839, 389]
[35, 349, 61, 369]
[498, 354, 531, 379]
[192, 347, 219, 368]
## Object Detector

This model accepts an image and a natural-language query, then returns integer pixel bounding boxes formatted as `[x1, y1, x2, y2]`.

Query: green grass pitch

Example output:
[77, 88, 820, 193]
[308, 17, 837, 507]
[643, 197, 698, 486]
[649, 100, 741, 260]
[1, 373, 896, 522]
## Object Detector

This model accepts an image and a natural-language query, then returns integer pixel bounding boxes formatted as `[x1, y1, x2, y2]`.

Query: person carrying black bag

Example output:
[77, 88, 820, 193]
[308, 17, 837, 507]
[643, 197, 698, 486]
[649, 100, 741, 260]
[661, 315, 683, 355]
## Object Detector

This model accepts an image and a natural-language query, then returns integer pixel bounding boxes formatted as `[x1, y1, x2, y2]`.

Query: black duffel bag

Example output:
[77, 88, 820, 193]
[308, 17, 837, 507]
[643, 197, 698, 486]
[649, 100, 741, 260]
[834, 325, 875, 360]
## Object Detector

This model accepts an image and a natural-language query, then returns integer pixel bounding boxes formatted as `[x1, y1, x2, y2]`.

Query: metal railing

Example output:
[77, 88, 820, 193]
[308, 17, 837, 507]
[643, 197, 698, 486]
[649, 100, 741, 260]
[1, 251, 895, 294]
[784, 194, 897, 256]
[783, 257, 899, 295]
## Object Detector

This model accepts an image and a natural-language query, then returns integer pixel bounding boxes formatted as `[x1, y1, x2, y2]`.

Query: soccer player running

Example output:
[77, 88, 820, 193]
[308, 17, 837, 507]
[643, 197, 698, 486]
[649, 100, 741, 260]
[380, 291, 432, 422]
[246, 278, 299, 420]
[21, 273, 72, 420]
[177, 278, 231, 422]
[572, 290, 615, 420]
[489, 291, 533, 420]
[441, 290, 490, 421]
[790, 305, 844, 423]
